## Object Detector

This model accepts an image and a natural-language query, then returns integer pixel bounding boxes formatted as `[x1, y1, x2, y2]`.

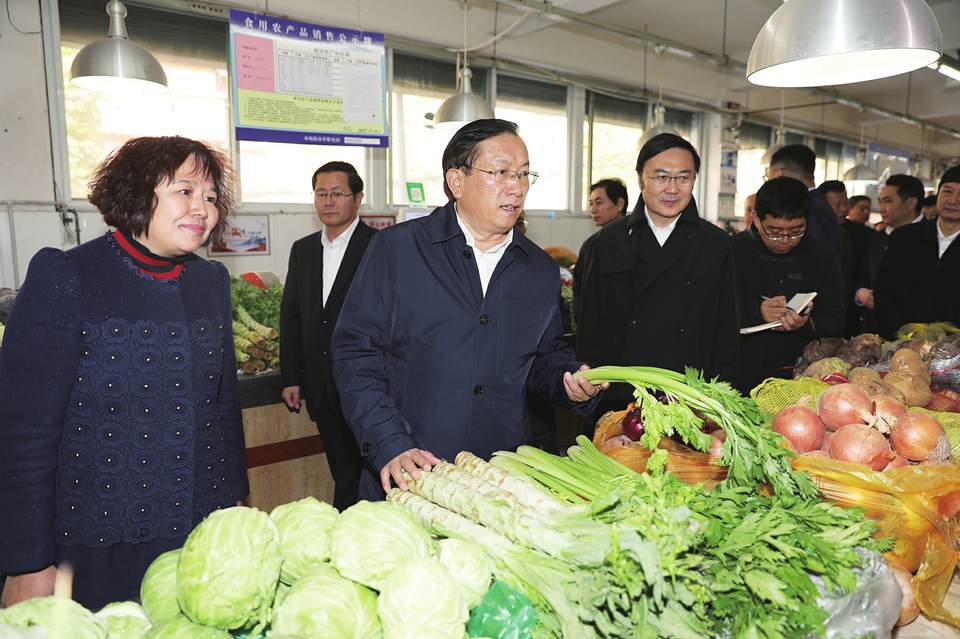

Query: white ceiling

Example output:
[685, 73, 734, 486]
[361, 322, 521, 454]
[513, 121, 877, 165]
[268, 0, 960, 161]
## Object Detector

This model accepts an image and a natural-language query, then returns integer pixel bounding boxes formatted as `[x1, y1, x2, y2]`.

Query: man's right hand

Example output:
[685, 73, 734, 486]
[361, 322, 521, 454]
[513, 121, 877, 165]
[1, 565, 57, 608]
[856, 288, 875, 310]
[282, 386, 301, 411]
[381, 448, 441, 493]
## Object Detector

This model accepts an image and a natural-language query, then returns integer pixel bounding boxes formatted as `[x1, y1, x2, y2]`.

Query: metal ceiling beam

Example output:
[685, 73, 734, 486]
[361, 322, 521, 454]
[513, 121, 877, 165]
[486, 0, 960, 140]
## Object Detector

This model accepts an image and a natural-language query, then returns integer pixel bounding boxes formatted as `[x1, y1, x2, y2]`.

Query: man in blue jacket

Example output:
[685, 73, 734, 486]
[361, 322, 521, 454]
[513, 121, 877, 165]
[332, 119, 606, 500]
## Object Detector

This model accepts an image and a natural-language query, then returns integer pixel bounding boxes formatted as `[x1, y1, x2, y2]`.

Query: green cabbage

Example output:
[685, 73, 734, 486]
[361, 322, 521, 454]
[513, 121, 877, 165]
[140, 549, 182, 623]
[143, 615, 231, 639]
[437, 538, 493, 609]
[0, 596, 107, 638]
[269, 496, 339, 585]
[377, 558, 468, 639]
[329, 500, 434, 591]
[176, 507, 282, 632]
[0, 624, 46, 638]
[94, 601, 151, 638]
[271, 566, 381, 639]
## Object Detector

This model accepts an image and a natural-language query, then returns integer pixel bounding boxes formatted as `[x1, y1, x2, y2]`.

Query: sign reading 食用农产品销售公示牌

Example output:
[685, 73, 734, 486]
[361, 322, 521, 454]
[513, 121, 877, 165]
[229, 9, 388, 148]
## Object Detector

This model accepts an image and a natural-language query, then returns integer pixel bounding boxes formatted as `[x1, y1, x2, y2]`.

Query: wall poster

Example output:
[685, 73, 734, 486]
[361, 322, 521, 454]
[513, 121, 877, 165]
[210, 215, 270, 255]
[229, 10, 388, 148]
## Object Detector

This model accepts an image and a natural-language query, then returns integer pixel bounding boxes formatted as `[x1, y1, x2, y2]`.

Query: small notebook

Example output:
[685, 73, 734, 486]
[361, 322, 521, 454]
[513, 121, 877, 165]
[740, 292, 818, 335]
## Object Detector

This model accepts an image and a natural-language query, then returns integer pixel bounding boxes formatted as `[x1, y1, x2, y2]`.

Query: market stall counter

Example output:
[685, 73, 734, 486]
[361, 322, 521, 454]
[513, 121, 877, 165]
[238, 371, 334, 511]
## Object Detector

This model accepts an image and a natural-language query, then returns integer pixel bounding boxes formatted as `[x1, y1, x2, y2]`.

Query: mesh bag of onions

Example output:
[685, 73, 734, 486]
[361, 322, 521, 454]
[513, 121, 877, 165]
[753, 377, 960, 629]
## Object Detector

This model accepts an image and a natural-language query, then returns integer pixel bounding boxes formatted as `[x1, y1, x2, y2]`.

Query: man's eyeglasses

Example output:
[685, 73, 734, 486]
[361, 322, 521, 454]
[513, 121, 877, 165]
[757, 218, 806, 241]
[314, 190, 355, 201]
[467, 166, 539, 185]
[641, 172, 694, 187]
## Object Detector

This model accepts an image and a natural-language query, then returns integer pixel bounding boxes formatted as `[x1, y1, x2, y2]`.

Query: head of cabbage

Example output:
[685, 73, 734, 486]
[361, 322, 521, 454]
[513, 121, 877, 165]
[0, 596, 107, 638]
[142, 615, 231, 639]
[271, 566, 380, 639]
[377, 558, 468, 639]
[269, 496, 338, 585]
[329, 501, 433, 591]
[437, 538, 492, 609]
[176, 507, 282, 632]
[95, 601, 151, 638]
[140, 549, 182, 623]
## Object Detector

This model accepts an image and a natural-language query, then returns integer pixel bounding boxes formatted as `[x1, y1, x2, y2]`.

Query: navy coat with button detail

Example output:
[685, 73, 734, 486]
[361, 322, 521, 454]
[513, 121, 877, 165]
[331, 200, 598, 500]
[575, 198, 739, 411]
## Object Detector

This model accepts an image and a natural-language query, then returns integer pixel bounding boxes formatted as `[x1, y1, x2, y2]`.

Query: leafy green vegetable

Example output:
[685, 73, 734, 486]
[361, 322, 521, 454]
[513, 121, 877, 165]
[437, 538, 493, 609]
[0, 596, 107, 639]
[140, 549, 182, 623]
[270, 566, 381, 639]
[269, 496, 339, 585]
[229, 277, 281, 331]
[377, 558, 469, 639]
[143, 615, 231, 639]
[176, 507, 282, 632]
[329, 500, 434, 591]
[95, 601, 151, 638]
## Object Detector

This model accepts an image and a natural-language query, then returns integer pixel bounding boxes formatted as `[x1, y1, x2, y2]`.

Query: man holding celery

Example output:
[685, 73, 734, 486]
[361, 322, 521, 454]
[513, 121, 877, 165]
[332, 119, 606, 500]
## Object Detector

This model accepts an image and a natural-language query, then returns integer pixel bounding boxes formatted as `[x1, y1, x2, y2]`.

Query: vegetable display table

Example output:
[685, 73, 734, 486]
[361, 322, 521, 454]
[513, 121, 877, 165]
[239, 372, 334, 511]
[894, 571, 959, 638]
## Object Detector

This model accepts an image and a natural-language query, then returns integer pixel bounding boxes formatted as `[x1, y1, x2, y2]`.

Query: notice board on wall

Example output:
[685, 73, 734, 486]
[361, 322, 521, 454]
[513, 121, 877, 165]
[229, 9, 388, 148]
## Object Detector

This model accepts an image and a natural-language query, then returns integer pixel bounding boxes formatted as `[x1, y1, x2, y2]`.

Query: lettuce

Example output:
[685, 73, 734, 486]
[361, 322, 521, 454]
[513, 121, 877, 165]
[329, 501, 433, 591]
[95, 601, 151, 638]
[0, 596, 107, 638]
[437, 538, 493, 609]
[143, 615, 231, 639]
[140, 549, 182, 623]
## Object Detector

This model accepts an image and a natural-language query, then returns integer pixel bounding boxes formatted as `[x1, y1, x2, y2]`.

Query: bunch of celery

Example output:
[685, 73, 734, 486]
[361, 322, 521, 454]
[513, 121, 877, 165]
[578, 365, 818, 503]
[388, 452, 709, 639]
[494, 438, 892, 639]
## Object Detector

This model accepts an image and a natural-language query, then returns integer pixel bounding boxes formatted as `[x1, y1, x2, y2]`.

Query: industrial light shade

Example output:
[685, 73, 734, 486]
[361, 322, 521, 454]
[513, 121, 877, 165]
[843, 163, 879, 182]
[70, 0, 167, 94]
[430, 66, 494, 130]
[637, 106, 681, 148]
[746, 0, 942, 88]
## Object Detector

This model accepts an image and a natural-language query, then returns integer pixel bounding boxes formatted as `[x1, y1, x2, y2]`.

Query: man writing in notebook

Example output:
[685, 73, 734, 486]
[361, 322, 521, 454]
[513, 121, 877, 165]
[731, 177, 846, 395]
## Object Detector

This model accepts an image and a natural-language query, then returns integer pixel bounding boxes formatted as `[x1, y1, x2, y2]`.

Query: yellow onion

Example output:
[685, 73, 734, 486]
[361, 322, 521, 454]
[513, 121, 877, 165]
[883, 454, 911, 471]
[938, 488, 960, 520]
[816, 384, 873, 431]
[772, 404, 826, 454]
[888, 412, 951, 462]
[886, 559, 920, 626]
[828, 423, 893, 470]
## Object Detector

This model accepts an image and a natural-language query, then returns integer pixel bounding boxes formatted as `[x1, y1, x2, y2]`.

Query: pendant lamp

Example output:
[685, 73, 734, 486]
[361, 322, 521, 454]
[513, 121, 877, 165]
[843, 125, 878, 182]
[761, 93, 787, 165]
[428, 1, 494, 130]
[746, 0, 942, 88]
[69, 0, 167, 94]
[638, 46, 681, 147]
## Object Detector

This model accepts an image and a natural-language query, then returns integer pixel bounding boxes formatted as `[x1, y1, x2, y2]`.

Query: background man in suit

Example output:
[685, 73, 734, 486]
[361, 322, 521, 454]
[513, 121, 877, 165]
[280, 161, 376, 510]
[819, 180, 872, 336]
[854, 174, 924, 333]
[848, 195, 872, 225]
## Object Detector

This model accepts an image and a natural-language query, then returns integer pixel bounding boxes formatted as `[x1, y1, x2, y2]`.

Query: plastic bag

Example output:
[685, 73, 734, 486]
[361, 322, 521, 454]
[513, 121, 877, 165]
[466, 581, 538, 639]
[809, 547, 902, 639]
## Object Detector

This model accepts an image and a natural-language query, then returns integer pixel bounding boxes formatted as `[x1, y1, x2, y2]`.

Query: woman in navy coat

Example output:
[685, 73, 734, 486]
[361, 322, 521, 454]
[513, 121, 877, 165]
[0, 137, 248, 610]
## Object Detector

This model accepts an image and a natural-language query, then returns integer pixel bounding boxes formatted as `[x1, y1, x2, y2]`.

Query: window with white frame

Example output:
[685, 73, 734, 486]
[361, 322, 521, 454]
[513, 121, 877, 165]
[390, 53, 489, 207]
[583, 93, 647, 211]
[495, 75, 568, 212]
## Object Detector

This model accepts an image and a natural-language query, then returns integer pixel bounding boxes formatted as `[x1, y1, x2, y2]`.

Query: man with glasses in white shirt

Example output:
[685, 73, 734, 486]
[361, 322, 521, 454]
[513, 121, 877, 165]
[332, 119, 606, 500]
[731, 177, 845, 394]
[576, 133, 739, 421]
[280, 161, 377, 510]
[874, 166, 960, 339]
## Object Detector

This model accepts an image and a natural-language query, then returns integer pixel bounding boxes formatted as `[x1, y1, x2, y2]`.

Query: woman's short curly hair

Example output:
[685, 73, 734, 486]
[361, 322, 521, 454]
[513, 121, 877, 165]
[88, 136, 237, 245]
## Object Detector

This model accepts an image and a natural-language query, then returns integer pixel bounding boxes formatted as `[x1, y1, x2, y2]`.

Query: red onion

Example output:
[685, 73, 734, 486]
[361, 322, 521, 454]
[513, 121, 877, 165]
[816, 384, 874, 431]
[828, 423, 893, 470]
[889, 412, 951, 462]
[886, 560, 920, 626]
[621, 408, 644, 442]
[772, 404, 826, 454]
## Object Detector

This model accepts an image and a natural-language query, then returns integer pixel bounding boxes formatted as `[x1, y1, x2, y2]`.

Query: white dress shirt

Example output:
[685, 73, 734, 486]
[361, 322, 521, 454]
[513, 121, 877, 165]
[644, 209, 680, 246]
[321, 215, 361, 306]
[937, 222, 960, 258]
[456, 208, 513, 296]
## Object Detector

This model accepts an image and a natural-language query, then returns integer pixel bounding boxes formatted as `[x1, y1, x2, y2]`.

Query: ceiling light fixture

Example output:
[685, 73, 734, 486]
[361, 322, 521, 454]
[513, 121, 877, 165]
[746, 0, 942, 88]
[761, 91, 786, 165]
[638, 46, 681, 147]
[69, 0, 167, 94]
[929, 59, 960, 83]
[843, 123, 878, 182]
[428, 1, 495, 130]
